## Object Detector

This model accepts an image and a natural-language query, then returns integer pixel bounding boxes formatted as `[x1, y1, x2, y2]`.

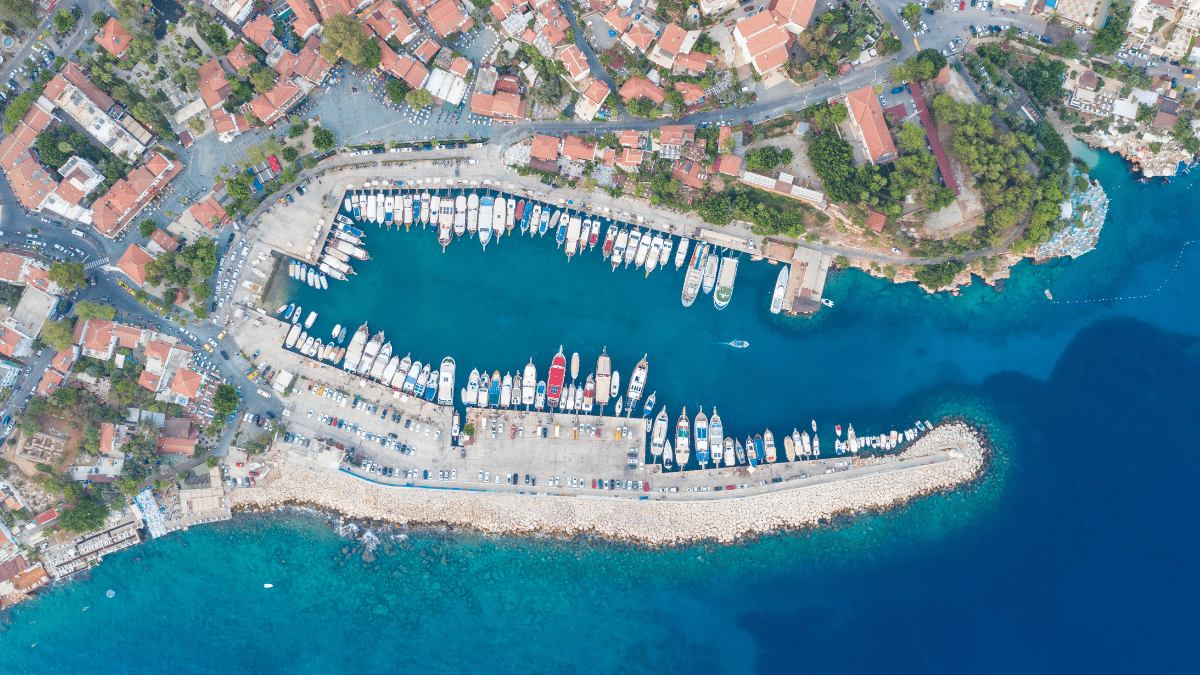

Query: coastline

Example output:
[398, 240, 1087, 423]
[229, 422, 988, 545]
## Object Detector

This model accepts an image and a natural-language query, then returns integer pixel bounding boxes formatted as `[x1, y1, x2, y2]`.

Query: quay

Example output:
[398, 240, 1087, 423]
[761, 240, 833, 315]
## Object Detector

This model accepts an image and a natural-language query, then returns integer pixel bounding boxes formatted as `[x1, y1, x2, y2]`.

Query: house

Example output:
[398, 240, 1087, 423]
[0, 319, 35, 359]
[561, 136, 596, 162]
[621, 22, 657, 52]
[769, 0, 819, 34]
[845, 85, 897, 164]
[426, 0, 475, 37]
[674, 81, 705, 106]
[243, 15, 278, 51]
[34, 509, 60, 527]
[575, 79, 611, 121]
[717, 125, 733, 153]
[530, 134, 562, 162]
[211, 107, 251, 143]
[73, 319, 117, 360]
[363, 2, 419, 44]
[1153, 110, 1178, 129]
[618, 76, 666, 105]
[316, 0, 356, 20]
[649, 23, 699, 69]
[168, 368, 205, 405]
[50, 348, 77, 376]
[157, 417, 199, 455]
[273, 37, 333, 91]
[864, 208, 888, 232]
[560, 44, 590, 82]
[190, 196, 227, 228]
[413, 37, 441, 63]
[91, 152, 183, 238]
[615, 148, 646, 171]
[116, 244, 155, 287]
[35, 368, 64, 397]
[733, 11, 791, 76]
[226, 42, 258, 73]
[197, 58, 232, 110]
[286, 0, 322, 39]
[604, 8, 632, 33]
[41, 65, 146, 158]
[0, 253, 58, 294]
[208, 0, 256, 24]
[715, 154, 742, 175]
[96, 17, 133, 58]
[672, 159, 706, 189]
[0, 101, 59, 213]
[382, 49, 431, 90]
[674, 50, 714, 76]
[658, 125, 696, 159]
[469, 91, 527, 119]
[245, 79, 303, 126]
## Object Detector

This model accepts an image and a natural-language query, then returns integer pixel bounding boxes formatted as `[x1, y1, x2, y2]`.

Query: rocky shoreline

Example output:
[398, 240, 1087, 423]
[230, 422, 988, 545]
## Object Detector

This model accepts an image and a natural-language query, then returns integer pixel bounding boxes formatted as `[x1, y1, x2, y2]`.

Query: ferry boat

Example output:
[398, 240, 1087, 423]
[454, 195, 466, 237]
[611, 229, 628, 271]
[438, 357, 455, 405]
[492, 198, 506, 241]
[614, 396, 623, 417]
[694, 407, 709, 467]
[675, 408, 691, 468]
[595, 348, 611, 407]
[770, 265, 790, 314]
[675, 238, 690, 270]
[633, 232, 652, 269]
[479, 196, 494, 249]
[521, 360, 536, 406]
[284, 324, 301, 348]
[343, 323, 369, 372]
[735, 438, 747, 466]
[645, 235, 663, 276]
[723, 437, 735, 466]
[467, 192, 479, 235]
[626, 355, 647, 411]
[556, 216, 568, 248]
[610, 370, 620, 401]
[713, 256, 738, 310]
[535, 380, 546, 410]
[565, 216, 581, 259]
[662, 439, 674, 471]
[623, 229, 641, 268]
[500, 372, 513, 408]
[462, 368, 480, 405]
[589, 219, 601, 248]
[602, 224, 617, 258]
[476, 371, 489, 405]
[753, 433, 766, 463]
[546, 346, 567, 407]
[681, 243, 708, 307]
[650, 409, 668, 458]
[701, 252, 719, 294]
[402, 360, 421, 393]
[381, 356, 400, 384]
[660, 237, 674, 271]
[516, 200, 527, 234]
[506, 198, 516, 232]
[642, 391, 656, 418]
[420, 192, 431, 224]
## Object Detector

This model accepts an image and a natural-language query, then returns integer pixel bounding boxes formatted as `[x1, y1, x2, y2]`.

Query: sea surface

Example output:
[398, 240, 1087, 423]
[3, 153, 1198, 673]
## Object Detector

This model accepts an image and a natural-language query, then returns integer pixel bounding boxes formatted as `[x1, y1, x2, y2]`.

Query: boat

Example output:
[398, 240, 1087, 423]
[611, 229, 628, 271]
[746, 436, 758, 470]
[662, 439, 674, 471]
[792, 429, 803, 460]
[413, 363, 432, 397]
[376, 194, 385, 224]
[384, 195, 395, 225]
[812, 434, 820, 458]
[492, 198, 506, 241]
[556, 215, 568, 248]
[535, 380, 546, 410]
[847, 424, 858, 454]
[546, 346, 567, 407]
[710, 408, 724, 462]
[578, 217, 591, 252]
[319, 274, 328, 290]
[466, 192, 479, 235]
[539, 209, 552, 237]
[701, 251, 719, 294]
[360, 331, 384, 376]
[572, 382, 584, 410]
[462, 368, 479, 405]
[402, 360, 422, 393]
[366, 194, 376, 223]
[623, 229, 641, 268]
[528, 204, 541, 237]
[438, 357, 455, 405]
[381, 356, 400, 384]
[476, 371, 490, 405]
[753, 433, 765, 463]
[770, 265, 790, 314]
[343, 196, 352, 212]
[284, 324, 301, 348]
[306, 268, 315, 287]
[353, 200, 360, 220]
[565, 216, 582, 259]
[675, 238, 690, 270]
[500, 372, 513, 407]
[821, 298, 834, 307]
[660, 237, 674, 272]
[338, 326, 347, 343]
[452, 411, 460, 437]
[650, 408, 668, 458]
[811, 419, 817, 432]
[454, 195, 466, 237]
[713, 256, 738, 310]
[589, 219, 600, 248]
[694, 407, 709, 467]
[283, 303, 295, 319]
[479, 196, 493, 249]
[644, 235, 663, 276]
[291, 304, 302, 325]
[333, 240, 369, 260]
[561, 383, 572, 410]
[642, 391, 656, 418]
[836, 424, 842, 437]
[681, 243, 708, 307]
[1044, 289, 1053, 301]
[633, 232, 651, 269]
[784, 432, 796, 462]
[304, 311, 317, 329]
[626, 355, 648, 411]
[343, 323, 369, 372]
[602, 224, 618, 258]
[570, 352, 579, 380]
[735, 438, 747, 465]
[403, 194, 413, 228]
[521, 360, 536, 406]
[610, 370, 620, 401]
[420, 192, 431, 224]
[614, 396, 623, 417]
[506, 198, 516, 232]
[369, 341, 392, 380]
[595, 348, 611, 408]
[300, 335, 313, 355]
[723, 437, 735, 466]
[675, 408, 691, 468]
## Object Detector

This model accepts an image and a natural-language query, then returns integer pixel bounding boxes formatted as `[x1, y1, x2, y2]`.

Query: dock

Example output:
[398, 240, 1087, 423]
[760, 241, 832, 315]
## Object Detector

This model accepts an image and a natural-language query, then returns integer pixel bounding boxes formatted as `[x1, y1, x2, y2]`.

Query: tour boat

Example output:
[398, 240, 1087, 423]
[650, 408, 668, 459]
[626, 355, 648, 411]
[438, 357, 455, 406]
[546, 346, 567, 407]
[675, 408, 691, 468]
[522, 359, 536, 406]
[675, 238, 690, 270]
[660, 238, 674, 272]
[694, 407, 708, 468]
[467, 192, 479, 235]
[764, 430, 777, 463]
[589, 219, 600, 248]
[602, 224, 618, 258]
[644, 235, 663, 276]
[595, 348, 611, 408]
[611, 229, 628, 271]
[709, 408, 723, 462]
[623, 229, 641, 268]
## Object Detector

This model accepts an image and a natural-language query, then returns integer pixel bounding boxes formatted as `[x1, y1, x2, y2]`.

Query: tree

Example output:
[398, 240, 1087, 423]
[900, 3, 920, 23]
[807, 132, 864, 203]
[212, 384, 240, 416]
[76, 301, 116, 322]
[282, 146, 299, 162]
[1091, 5, 1129, 55]
[181, 238, 218, 276]
[288, 120, 309, 138]
[914, 260, 966, 289]
[49, 262, 86, 290]
[302, 155, 318, 169]
[40, 318, 75, 351]
[360, 39, 382, 70]
[53, 8, 75, 33]
[59, 493, 110, 533]
[138, 219, 158, 238]
[312, 125, 336, 150]
[319, 14, 371, 66]
[53, 386, 78, 406]
[250, 67, 277, 93]
[495, 50, 511, 68]
[20, 415, 40, 437]
[386, 78, 410, 105]
[226, 175, 252, 200]
[405, 88, 432, 109]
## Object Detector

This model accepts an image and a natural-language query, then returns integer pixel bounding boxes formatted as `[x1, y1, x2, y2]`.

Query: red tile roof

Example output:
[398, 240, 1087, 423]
[623, 22, 656, 51]
[116, 244, 155, 287]
[582, 79, 610, 106]
[99, 422, 116, 454]
[469, 91, 526, 119]
[244, 15, 276, 49]
[560, 44, 589, 80]
[674, 50, 713, 74]
[656, 23, 688, 58]
[34, 509, 60, 526]
[560, 136, 596, 162]
[426, 0, 474, 37]
[51, 348, 76, 374]
[846, 85, 897, 164]
[413, 37, 441, 63]
[113, 323, 145, 349]
[138, 368, 161, 392]
[618, 77, 665, 105]
[715, 154, 742, 175]
[604, 8, 632, 33]
[96, 17, 132, 57]
[735, 11, 791, 74]
[865, 208, 887, 232]
[36, 368, 64, 396]
[530, 134, 561, 161]
[769, 0, 818, 30]
[0, 103, 57, 210]
[170, 368, 204, 400]
[315, 0, 356, 20]
[674, 81, 705, 105]
[190, 196, 227, 228]
[286, 0, 321, 39]
[92, 153, 183, 238]
[150, 229, 181, 251]
[246, 80, 303, 126]
[198, 58, 232, 109]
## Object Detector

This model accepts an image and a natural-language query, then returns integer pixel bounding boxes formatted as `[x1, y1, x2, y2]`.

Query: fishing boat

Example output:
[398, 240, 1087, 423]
[424, 373, 440, 402]
[614, 396, 623, 416]
[479, 196, 494, 248]
[500, 373, 513, 408]
[589, 219, 600, 248]
[821, 298, 834, 307]
[784, 432, 796, 462]
[633, 231, 651, 269]
[701, 251, 719, 294]
[611, 229, 628, 271]
[540, 209, 553, 237]
[610, 370, 620, 401]
[376, 194, 384, 224]
[723, 437, 735, 466]
[565, 216, 581, 259]
[694, 407, 709, 467]
[662, 439, 674, 471]
[681, 242, 708, 307]
[642, 391, 656, 418]
[402, 360, 421, 393]
[556, 215, 568, 248]
[476, 371, 489, 405]
[516, 200, 526, 234]
[535, 380, 546, 410]
[811, 419, 817, 432]
[467, 192, 479, 235]
[714, 256, 738, 310]
[521, 360, 536, 406]
[506, 198, 516, 232]
[770, 265, 790, 314]
[650, 409, 668, 459]
[561, 383, 572, 410]
[438, 357, 455, 405]
[675, 408, 691, 468]
[623, 229, 641, 268]
[626, 355, 648, 411]
[595, 348, 611, 408]
[674, 238, 690, 270]
[644, 235, 663, 276]
[735, 438, 747, 466]
[420, 192, 431, 224]
[462, 368, 480, 405]
[812, 434, 820, 458]
[291, 304, 302, 325]
[492, 198, 506, 241]
[343, 323, 369, 372]
[284, 324, 301, 348]
[283, 303, 295, 319]
[546, 346, 567, 407]
[746, 436, 758, 470]
[352, 200, 360, 220]
[753, 433, 766, 463]
[454, 195, 466, 237]
[602, 224, 618, 258]
[660, 237, 674, 271]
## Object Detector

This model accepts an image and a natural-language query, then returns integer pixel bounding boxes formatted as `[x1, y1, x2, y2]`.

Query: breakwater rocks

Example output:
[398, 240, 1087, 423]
[231, 423, 986, 544]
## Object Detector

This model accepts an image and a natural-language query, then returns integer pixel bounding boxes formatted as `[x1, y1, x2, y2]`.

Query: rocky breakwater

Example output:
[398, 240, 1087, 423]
[231, 423, 987, 544]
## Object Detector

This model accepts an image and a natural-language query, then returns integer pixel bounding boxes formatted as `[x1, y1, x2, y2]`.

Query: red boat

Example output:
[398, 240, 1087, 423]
[514, 200, 525, 226]
[602, 224, 617, 258]
[547, 345, 567, 407]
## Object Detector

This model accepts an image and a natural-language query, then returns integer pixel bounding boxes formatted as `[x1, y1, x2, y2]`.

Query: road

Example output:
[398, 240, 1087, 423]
[0, 1, 106, 93]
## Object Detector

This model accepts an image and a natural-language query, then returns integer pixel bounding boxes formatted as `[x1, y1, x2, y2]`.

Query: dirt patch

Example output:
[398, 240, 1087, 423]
[944, 68, 980, 105]
[922, 122, 987, 236]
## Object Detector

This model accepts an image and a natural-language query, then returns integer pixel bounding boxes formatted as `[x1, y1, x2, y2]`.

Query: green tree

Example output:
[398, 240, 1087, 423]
[226, 175, 252, 200]
[250, 66, 277, 93]
[405, 88, 432, 109]
[302, 155, 318, 169]
[386, 78, 410, 105]
[319, 14, 371, 66]
[49, 262, 86, 290]
[212, 384, 240, 416]
[311, 125, 336, 150]
[59, 493, 111, 533]
[281, 146, 299, 162]
[53, 8, 75, 33]
[913, 260, 967, 289]
[53, 386, 78, 406]
[138, 218, 158, 238]
[75, 301, 116, 321]
[41, 319, 75, 351]
[181, 238, 218, 276]
[360, 38, 382, 70]
[1091, 4, 1130, 55]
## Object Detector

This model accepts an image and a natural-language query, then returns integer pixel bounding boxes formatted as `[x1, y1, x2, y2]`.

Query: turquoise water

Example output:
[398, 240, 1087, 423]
[3, 153, 1199, 672]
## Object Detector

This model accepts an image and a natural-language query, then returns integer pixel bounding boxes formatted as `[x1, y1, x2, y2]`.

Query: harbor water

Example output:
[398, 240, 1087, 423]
[2, 152, 1198, 673]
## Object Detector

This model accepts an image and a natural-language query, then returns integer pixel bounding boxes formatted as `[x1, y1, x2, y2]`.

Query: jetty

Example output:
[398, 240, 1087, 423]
[762, 241, 832, 315]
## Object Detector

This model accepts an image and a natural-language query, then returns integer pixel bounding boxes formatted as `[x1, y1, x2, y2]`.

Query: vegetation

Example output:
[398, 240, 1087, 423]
[913, 260, 967, 289]
[744, 146, 794, 173]
[1010, 56, 1069, 107]
[386, 78, 410, 106]
[319, 14, 374, 67]
[145, 239, 217, 289]
[213, 384, 240, 416]
[138, 219, 158, 238]
[76, 301, 116, 322]
[50, 262, 87, 290]
[1091, 3, 1130, 55]
[39, 318, 76, 352]
[58, 491, 110, 532]
[405, 88, 432, 110]
[312, 125, 336, 151]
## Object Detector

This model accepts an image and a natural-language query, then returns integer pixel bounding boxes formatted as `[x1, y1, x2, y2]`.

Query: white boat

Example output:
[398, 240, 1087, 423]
[589, 219, 601, 249]
[614, 396, 623, 416]
[334, 240, 368, 260]
[660, 237, 674, 271]
[343, 323, 369, 372]
[709, 408, 724, 464]
[319, 274, 328, 290]
[675, 238, 690, 270]
[304, 311, 317, 329]
[403, 194, 413, 227]
[770, 264, 791, 314]
[650, 408, 668, 458]
[413, 363, 432, 397]
[626, 355, 647, 409]
[644, 234, 663, 275]
[462, 367, 480, 405]
[492, 198, 506, 241]
[331, 324, 341, 339]
[480, 196, 494, 248]
[701, 252, 719, 294]
[611, 229, 628, 271]
[367, 194, 377, 223]
[360, 331, 384, 377]
[577, 217, 591, 252]
[284, 324, 301, 348]
[402, 360, 422, 393]
[420, 192, 431, 224]
[467, 192, 479, 235]
[430, 194, 441, 228]
[595, 348, 611, 407]
[506, 198, 516, 232]
[384, 195, 395, 223]
[573, 382, 584, 410]
[609, 370, 620, 401]
[438, 357, 456, 406]
[694, 408, 709, 467]
[454, 195, 467, 237]
[300, 335, 314, 355]
[522, 359, 536, 406]
[713, 256, 738, 310]
[623, 229, 641, 267]
[375, 194, 384, 224]
[343, 196, 352, 212]
[500, 372, 512, 407]
[528, 204, 541, 237]
[633, 232, 652, 269]
[369, 341, 392, 380]
[381, 356, 400, 384]
[565, 216, 582, 259]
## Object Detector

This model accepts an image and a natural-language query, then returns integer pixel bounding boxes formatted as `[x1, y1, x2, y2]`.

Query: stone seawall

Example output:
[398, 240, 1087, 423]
[231, 423, 986, 544]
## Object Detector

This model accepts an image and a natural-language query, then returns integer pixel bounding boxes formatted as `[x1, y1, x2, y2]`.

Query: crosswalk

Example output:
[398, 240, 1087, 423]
[84, 257, 109, 270]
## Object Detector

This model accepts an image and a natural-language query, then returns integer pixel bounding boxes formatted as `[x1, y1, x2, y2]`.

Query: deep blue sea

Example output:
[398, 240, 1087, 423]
[3, 153, 1198, 673]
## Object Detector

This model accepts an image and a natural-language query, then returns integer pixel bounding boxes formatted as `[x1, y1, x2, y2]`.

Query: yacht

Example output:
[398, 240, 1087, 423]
[674, 238, 690, 270]
[644, 234, 663, 276]
[694, 407, 709, 468]
[454, 195, 466, 237]
[701, 251, 720, 294]
[713, 255, 738, 310]
[611, 229, 628, 271]
[709, 408, 724, 464]
[595, 348, 612, 408]
[467, 192, 479, 235]
[522, 359, 537, 406]
[623, 229, 641, 268]
[391, 353, 412, 390]
[675, 408, 691, 468]
[626, 355, 648, 411]
[770, 264, 791, 314]
[438, 357, 455, 406]
[681, 243, 709, 307]
[462, 367, 480, 406]
[650, 408, 668, 459]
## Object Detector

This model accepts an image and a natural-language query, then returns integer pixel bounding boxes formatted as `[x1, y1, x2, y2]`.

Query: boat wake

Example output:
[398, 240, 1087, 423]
[724, 340, 749, 349]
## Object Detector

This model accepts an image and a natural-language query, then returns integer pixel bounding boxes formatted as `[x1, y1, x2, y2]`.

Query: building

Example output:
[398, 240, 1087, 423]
[190, 196, 228, 228]
[381, 46, 432, 89]
[530, 134, 561, 163]
[91, 152, 183, 238]
[226, 43, 257, 74]
[561, 136, 596, 162]
[41, 64, 147, 158]
[618, 76, 666, 105]
[286, 0, 322, 39]
[0, 359, 21, 388]
[469, 91, 527, 119]
[559, 44, 590, 82]
[1078, 70, 1099, 91]
[0, 100, 57, 213]
[96, 17, 133, 58]
[575, 79, 611, 121]
[413, 37, 441, 63]
[116, 244, 155, 287]
[674, 81, 705, 106]
[649, 23, 700, 70]
[208, 0, 256, 23]
[426, 0, 475, 37]
[1055, 0, 1113, 29]
[733, 11, 791, 76]
[845, 85, 897, 164]
[73, 319, 118, 360]
[769, 0, 819, 34]
[621, 22, 657, 53]
[316, 0, 356, 20]
[157, 417, 199, 455]
[604, 7, 632, 33]
[197, 58, 233, 110]
[167, 368, 204, 406]
[212, 107, 252, 143]
[363, 1, 419, 44]
[0, 252, 58, 295]
[246, 80, 303, 126]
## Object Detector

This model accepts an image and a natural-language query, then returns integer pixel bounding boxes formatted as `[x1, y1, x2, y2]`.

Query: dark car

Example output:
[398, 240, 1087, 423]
[422, 145, 432, 151]
[891, 86, 905, 94]
[456, 143, 466, 149]
[1040, 35, 1053, 44]
[220, 350, 230, 359]
[925, 7, 934, 13]
[1183, 68, 1194, 74]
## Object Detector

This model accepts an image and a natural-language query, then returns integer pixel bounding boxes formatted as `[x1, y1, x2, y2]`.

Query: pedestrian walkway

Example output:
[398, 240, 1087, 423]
[84, 256, 109, 270]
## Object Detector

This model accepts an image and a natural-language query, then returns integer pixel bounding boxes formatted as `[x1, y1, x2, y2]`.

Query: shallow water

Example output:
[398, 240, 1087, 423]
[2, 153, 1198, 673]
